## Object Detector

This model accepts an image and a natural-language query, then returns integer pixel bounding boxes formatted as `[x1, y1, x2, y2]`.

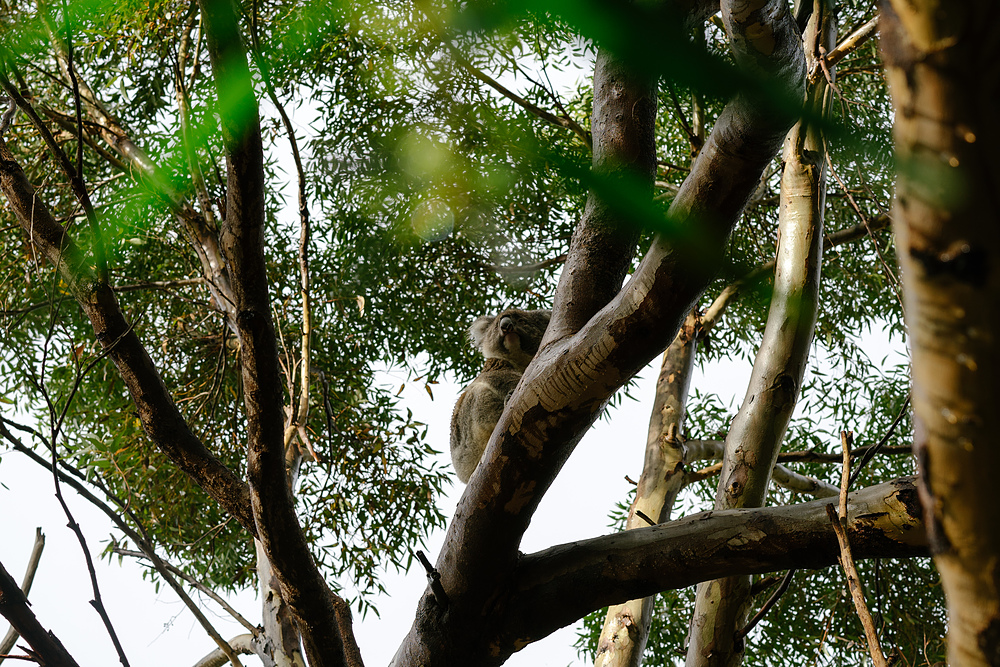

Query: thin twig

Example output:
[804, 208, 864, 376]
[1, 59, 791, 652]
[737, 569, 796, 639]
[485, 254, 567, 274]
[416, 5, 591, 147]
[827, 430, 888, 667]
[415, 550, 449, 608]
[0, 421, 246, 667]
[110, 549, 257, 635]
[849, 398, 910, 487]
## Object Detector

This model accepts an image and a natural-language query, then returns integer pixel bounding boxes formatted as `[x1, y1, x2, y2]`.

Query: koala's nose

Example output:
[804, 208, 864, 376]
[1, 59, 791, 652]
[500, 316, 514, 333]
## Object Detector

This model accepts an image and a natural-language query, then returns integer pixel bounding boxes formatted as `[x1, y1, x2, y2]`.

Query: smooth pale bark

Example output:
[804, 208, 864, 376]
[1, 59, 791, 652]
[880, 2, 1000, 664]
[392, 1, 805, 664]
[686, 5, 833, 665]
[594, 315, 698, 667]
[0, 528, 44, 660]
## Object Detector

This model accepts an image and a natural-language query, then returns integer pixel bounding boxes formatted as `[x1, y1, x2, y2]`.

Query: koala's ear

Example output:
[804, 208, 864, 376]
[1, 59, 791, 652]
[531, 309, 552, 325]
[468, 316, 494, 350]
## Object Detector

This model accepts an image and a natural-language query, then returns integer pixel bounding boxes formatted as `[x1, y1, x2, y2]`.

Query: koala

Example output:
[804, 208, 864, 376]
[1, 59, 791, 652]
[450, 308, 551, 483]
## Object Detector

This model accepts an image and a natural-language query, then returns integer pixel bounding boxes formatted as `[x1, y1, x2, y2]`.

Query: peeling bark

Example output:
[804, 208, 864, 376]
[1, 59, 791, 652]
[505, 478, 927, 652]
[594, 314, 698, 667]
[392, 1, 805, 664]
[881, 2, 1000, 664]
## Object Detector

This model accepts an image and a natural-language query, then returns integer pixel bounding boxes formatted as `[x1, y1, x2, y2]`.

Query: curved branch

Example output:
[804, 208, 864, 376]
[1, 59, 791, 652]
[193, 635, 257, 667]
[395, 1, 807, 664]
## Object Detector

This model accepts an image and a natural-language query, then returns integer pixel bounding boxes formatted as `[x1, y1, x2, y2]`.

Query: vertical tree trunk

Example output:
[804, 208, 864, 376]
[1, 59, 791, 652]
[593, 314, 699, 667]
[880, 2, 1000, 664]
[685, 5, 833, 666]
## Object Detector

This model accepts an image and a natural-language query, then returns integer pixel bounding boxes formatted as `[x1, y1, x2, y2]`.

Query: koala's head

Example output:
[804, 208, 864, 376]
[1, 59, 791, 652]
[469, 308, 551, 370]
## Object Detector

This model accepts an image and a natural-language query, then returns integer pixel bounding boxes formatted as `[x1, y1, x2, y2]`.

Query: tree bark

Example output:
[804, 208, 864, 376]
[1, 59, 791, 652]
[0, 137, 256, 534]
[504, 477, 926, 651]
[392, 1, 805, 664]
[880, 2, 1000, 664]
[195, 1, 362, 665]
[593, 314, 698, 667]
[685, 5, 833, 665]
[0, 560, 81, 667]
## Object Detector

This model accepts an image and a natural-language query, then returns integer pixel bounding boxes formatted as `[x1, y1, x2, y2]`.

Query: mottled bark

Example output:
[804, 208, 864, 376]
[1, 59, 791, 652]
[505, 478, 927, 647]
[880, 2, 1000, 664]
[392, 1, 804, 664]
[594, 315, 698, 667]
[686, 4, 833, 665]
[544, 48, 657, 341]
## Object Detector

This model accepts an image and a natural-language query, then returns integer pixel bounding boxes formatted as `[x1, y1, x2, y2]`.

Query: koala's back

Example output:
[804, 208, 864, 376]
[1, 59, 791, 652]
[450, 357, 522, 483]
[450, 308, 551, 483]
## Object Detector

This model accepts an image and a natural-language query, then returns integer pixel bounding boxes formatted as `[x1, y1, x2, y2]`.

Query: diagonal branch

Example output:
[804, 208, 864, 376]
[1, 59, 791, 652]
[0, 559, 81, 667]
[195, 1, 360, 665]
[0, 137, 255, 534]
[0, 529, 45, 661]
[394, 1, 807, 664]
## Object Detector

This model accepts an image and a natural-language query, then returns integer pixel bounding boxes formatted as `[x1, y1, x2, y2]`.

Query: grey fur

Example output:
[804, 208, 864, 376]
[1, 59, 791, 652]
[450, 309, 551, 483]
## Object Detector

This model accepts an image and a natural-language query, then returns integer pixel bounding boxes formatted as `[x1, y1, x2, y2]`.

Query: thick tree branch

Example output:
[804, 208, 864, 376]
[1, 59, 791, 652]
[0, 560, 80, 667]
[687, 7, 834, 661]
[504, 477, 925, 651]
[544, 48, 656, 341]
[195, 1, 360, 665]
[594, 311, 697, 667]
[881, 1, 1000, 662]
[394, 1, 806, 664]
[0, 530, 44, 662]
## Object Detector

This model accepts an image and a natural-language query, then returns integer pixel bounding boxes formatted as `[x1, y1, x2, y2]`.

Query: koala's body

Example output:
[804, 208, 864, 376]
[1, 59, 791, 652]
[450, 309, 551, 483]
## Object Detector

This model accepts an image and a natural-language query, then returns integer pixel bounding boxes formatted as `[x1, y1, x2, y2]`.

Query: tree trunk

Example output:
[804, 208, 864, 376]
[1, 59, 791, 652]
[593, 315, 699, 667]
[880, 2, 1000, 664]
[685, 5, 834, 665]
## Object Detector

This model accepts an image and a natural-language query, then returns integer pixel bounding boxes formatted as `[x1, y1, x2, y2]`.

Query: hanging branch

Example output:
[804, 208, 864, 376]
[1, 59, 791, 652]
[828, 431, 888, 667]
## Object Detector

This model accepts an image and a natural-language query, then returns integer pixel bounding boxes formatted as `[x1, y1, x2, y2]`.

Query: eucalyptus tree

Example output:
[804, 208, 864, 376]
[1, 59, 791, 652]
[0, 0, 991, 666]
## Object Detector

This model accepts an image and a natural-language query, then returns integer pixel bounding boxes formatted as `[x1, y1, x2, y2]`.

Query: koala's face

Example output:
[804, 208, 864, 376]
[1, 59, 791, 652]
[468, 308, 551, 370]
